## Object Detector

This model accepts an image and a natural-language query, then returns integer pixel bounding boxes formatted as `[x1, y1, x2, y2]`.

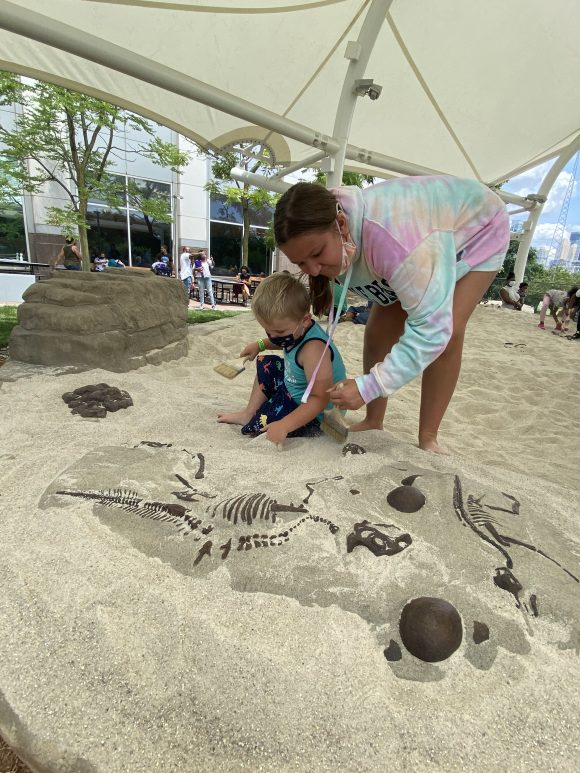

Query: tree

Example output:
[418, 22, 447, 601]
[204, 144, 278, 267]
[498, 240, 544, 281]
[0, 72, 189, 270]
[310, 169, 375, 188]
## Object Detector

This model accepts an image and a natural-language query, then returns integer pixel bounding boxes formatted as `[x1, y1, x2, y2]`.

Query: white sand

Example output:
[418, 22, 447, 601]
[0, 305, 579, 771]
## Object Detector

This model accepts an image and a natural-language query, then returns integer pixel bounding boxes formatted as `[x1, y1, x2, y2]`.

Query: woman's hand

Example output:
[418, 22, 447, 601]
[327, 378, 364, 410]
[240, 341, 260, 360]
[260, 420, 288, 447]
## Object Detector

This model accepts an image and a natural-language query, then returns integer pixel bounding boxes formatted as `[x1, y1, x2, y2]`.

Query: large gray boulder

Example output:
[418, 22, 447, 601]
[9, 269, 188, 371]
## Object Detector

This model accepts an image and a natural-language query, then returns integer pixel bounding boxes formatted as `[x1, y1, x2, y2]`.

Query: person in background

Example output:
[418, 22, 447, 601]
[567, 289, 580, 340]
[94, 252, 108, 272]
[236, 265, 252, 306]
[108, 257, 125, 269]
[339, 300, 374, 325]
[517, 281, 529, 308]
[152, 258, 171, 276]
[556, 286, 580, 332]
[179, 246, 193, 295]
[499, 272, 522, 310]
[196, 251, 216, 310]
[53, 237, 82, 270]
[537, 287, 574, 330]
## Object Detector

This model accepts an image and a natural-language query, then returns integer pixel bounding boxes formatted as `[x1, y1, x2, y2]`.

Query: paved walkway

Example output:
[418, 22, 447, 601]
[187, 299, 252, 313]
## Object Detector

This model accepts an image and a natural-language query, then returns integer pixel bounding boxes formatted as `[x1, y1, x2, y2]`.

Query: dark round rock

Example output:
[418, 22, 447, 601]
[399, 597, 463, 663]
[383, 639, 402, 662]
[62, 392, 75, 404]
[387, 485, 426, 513]
[104, 400, 122, 412]
[473, 621, 490, 644]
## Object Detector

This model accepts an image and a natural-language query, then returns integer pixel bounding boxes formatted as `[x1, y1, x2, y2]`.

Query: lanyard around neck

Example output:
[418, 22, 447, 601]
[301, 264, 353, 404]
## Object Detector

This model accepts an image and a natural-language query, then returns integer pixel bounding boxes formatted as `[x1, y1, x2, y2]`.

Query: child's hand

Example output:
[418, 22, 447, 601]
[260, 420, 288, 447]
[240, 341, 260, 360]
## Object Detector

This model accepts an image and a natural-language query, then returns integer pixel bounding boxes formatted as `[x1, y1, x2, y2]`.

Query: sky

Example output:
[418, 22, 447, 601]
[503, 154, 580, 258]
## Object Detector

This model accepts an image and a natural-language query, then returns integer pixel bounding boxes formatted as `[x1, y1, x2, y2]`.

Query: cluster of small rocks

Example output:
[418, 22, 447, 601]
[62, 383, 133, 418]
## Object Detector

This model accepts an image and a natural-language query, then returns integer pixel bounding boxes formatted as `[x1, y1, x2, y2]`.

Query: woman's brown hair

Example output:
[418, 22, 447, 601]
[274, 182, 338, 316]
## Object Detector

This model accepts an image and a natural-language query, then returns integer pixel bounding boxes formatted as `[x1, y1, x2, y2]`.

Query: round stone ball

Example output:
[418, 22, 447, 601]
[399, 597, 463, 662]
[387, 485, 426, 513]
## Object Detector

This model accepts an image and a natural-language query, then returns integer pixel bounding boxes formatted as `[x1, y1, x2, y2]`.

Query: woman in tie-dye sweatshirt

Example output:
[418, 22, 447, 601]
[274, 177, 509, 454]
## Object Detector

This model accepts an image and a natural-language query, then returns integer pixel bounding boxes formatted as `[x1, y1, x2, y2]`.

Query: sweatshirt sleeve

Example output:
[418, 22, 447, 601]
[355, 230, 457, 402]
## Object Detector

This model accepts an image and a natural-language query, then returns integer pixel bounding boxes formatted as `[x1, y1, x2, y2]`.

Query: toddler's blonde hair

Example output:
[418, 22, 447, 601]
[251, 273, 309, 325]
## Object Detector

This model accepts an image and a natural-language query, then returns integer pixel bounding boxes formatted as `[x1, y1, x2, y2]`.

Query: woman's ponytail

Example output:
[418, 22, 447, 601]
[309, 275, 332, 317]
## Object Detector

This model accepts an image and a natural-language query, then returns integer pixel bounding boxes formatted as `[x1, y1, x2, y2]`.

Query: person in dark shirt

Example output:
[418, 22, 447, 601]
[236, 264, 252, 306]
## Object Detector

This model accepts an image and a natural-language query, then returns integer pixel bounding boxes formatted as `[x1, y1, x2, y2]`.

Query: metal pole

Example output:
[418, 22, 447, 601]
[514, 136, 580, 283]
[231, 168, 291, 193]
[326, 0, 394, 187]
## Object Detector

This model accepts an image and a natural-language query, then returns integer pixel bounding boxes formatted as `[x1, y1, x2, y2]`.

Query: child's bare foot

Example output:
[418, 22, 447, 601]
[348, 418, 384, 432]
[217, 409, 252, 425]
[418, 435, 451, 455]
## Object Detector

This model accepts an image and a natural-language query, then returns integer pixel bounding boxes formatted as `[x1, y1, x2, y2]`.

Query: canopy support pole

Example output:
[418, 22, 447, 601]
[271, 150, 329, 180]
[230, 168, 291, 194]
[514, 136, 580, 283]
[326, 0, 394, 187]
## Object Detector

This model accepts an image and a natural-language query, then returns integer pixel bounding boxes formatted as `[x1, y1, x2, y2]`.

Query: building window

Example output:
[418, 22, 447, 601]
[210, 221, 242, 274]
[0, 199, 26, 258]
[87, 174, 172, 267]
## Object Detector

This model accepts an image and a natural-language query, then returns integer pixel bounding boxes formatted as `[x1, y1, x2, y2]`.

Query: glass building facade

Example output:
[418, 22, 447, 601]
[209, 192, 272, 275]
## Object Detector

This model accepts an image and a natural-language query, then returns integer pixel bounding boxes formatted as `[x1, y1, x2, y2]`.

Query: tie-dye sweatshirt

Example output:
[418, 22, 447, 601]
[332, 176, 509, 403]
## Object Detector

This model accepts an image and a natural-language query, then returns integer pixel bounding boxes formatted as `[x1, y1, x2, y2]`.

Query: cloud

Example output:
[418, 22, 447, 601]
[504, 158, 580, 214]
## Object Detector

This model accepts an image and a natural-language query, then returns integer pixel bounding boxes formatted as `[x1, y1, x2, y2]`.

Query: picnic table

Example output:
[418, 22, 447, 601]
[0, 259, 51, 276]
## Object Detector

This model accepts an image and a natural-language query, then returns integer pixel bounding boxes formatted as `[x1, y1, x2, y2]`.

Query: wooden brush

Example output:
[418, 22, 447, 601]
[320, 407, 349, 443]
[214, 357, 251, 380]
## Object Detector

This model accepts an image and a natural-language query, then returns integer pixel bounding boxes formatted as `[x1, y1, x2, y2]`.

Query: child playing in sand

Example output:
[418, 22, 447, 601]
[217, 273, 346, 446]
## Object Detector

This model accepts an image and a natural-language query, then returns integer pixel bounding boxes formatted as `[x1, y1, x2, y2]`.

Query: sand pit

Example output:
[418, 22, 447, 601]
[0, 305, 579, 771]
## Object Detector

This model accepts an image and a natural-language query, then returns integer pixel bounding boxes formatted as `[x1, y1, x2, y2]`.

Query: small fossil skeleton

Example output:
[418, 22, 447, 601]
[453, 475, 579, 612]
[56, 488, 214, 536]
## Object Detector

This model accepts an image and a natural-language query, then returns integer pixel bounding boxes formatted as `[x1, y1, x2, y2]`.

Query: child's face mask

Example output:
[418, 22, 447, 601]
[508, 280, 516, 287]
[267, 318, 308, 351]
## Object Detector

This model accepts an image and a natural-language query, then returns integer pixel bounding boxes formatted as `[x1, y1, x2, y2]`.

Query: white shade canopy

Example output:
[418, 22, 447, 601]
[0, 0, 578, 187]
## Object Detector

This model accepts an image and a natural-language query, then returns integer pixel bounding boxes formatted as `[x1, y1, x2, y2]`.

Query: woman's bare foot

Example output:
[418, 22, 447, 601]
[348, 418, 384, 432]
[418, 435, 451, 455]
[217, 409, 252, 425]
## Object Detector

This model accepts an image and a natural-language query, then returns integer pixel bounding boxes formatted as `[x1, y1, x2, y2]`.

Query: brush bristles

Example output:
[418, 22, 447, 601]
[320, 420, 348, 443]
[214, 363, 243, 379]
[320, 408, 348, 443]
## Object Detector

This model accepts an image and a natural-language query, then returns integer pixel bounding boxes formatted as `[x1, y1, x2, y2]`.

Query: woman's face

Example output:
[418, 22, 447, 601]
[280, 217, 347, 278]
[280, 228, 342, 279]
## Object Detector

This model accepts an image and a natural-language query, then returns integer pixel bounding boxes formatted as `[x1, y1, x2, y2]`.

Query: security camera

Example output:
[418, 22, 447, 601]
[354, 78, 383, 101]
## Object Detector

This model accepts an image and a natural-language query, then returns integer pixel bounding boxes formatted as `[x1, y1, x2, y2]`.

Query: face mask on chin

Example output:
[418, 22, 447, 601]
[508, 280, 516, 287]
[335, 215, 356, 273]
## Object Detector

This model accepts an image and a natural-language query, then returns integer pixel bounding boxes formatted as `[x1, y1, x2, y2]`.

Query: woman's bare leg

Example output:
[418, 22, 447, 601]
[349, 302, 407, 432]
[418, 270, 497, 454]
[217, 374, 266, 425]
